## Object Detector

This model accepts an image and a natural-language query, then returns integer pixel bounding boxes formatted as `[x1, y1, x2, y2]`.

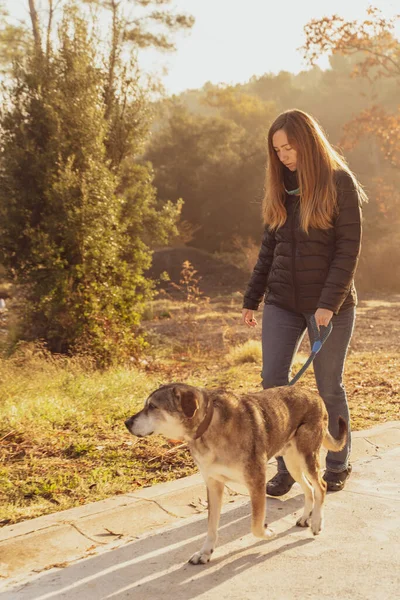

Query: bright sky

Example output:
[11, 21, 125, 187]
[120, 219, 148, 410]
[6, 0, 400, 94]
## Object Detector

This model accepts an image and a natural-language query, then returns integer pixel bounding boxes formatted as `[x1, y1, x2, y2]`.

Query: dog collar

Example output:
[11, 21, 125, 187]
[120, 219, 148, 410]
[193, 397, 214, 440]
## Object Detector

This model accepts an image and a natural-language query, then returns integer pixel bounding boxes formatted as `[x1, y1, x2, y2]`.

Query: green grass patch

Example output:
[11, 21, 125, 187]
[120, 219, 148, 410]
[0, 350, 198, 525]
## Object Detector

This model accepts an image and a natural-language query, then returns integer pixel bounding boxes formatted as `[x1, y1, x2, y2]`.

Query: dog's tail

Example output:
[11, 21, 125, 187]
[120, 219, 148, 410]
[322, 416, 347, 452]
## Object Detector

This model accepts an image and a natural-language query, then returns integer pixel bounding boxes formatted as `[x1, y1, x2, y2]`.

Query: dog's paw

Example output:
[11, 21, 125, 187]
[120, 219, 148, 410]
[252, 526, 275, 540]
[311, 517, 323, 536]
[188, 550, 212, 565]
[296, 516, 311, 528]
[262, 527, 276, 540]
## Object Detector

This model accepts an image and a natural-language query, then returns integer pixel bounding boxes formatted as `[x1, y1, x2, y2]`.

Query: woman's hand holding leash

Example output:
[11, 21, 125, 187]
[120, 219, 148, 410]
[242, 309, 257, 328]
[314, 308, 333, 329]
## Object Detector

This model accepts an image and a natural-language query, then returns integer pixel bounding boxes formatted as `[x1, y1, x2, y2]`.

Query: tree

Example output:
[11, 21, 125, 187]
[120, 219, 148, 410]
[0, 1, 194, 169]
[146, 92, 276, 252]
[302, 6, 400, 291]
[303, 7, 400, 80]
[0, 4, 180, 363]
[302, 6, 400, 167]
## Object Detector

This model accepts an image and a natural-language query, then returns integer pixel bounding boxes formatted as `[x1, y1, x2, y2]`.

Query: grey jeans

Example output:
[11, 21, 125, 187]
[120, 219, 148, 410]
[261, 303, 356, 473]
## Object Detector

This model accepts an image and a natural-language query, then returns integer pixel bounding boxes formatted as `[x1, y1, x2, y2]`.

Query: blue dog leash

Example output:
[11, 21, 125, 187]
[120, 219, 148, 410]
[288, 315, 333, 386]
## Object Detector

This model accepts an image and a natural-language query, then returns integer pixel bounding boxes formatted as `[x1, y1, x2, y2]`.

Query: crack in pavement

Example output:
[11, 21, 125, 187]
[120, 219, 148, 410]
[128, 495, 186, 518]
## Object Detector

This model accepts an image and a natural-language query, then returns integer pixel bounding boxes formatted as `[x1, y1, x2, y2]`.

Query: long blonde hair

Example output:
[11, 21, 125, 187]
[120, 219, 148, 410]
[263, 109, 367, 232]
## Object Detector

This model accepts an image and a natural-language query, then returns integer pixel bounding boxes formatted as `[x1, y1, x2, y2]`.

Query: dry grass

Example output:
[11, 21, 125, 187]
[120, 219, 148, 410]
[1, 293, 399, 526]
[226, 339, 262, 365]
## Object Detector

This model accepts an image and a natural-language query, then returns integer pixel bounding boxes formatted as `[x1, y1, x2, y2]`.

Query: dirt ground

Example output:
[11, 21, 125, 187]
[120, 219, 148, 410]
[141, 289, 400, 431]
[146, 246, 400, 354]
[143, 291, 400, 357]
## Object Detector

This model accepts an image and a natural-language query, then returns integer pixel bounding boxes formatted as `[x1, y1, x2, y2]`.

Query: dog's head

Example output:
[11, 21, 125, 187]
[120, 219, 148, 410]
[125, 383, 206, 442]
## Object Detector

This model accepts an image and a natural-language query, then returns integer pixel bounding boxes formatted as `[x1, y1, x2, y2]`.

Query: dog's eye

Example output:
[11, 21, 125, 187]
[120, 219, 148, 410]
[147, 403, 157, 411]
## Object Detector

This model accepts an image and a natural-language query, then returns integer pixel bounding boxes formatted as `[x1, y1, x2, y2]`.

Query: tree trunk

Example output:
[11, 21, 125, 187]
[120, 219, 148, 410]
[46, 0, 54, 60]
[28, 0, 42, 53]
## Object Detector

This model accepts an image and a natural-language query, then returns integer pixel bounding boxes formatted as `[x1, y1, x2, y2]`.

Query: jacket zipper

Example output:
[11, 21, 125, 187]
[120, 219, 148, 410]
[291, 200, 299, 310]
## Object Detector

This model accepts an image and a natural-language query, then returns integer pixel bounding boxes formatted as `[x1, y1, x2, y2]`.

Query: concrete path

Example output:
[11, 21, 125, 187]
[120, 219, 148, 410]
[1, 422, 399, 599]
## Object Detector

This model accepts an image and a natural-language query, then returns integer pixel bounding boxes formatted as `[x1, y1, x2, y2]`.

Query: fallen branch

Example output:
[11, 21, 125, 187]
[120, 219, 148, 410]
[0, 430, 17, 444]
[147, 442, 188, 464]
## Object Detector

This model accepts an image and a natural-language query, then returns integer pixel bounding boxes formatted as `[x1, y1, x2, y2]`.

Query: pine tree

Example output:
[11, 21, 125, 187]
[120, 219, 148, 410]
[0, 4, 180, 363]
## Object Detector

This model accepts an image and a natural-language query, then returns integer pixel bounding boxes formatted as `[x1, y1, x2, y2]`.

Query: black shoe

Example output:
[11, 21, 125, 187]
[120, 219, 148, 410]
[266, 472, 295, 497]
[323, 464, 352, 492]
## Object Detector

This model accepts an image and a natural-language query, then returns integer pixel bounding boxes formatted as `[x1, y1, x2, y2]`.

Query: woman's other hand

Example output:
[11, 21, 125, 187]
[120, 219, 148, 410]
[242, 309, 258, 328]
[314, 308, 333, 328]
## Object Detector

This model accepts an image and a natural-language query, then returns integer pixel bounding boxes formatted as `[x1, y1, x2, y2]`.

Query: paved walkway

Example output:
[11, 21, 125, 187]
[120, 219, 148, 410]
[1, 422, 399, 599]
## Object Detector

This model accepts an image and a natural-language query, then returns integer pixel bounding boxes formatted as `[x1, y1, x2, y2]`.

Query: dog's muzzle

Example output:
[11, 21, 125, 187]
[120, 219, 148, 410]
[124, 415, 153, 437]
[125, 416, 135, 433]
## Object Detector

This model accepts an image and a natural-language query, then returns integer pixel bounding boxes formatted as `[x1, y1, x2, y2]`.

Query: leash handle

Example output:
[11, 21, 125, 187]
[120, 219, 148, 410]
[308, 314, 333, 353]
[288, 315, 333, 386]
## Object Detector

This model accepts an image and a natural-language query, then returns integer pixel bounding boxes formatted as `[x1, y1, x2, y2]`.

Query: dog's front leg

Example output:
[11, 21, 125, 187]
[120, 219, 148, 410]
[247, 476, 275, 540]
[189, 478, 224, 565]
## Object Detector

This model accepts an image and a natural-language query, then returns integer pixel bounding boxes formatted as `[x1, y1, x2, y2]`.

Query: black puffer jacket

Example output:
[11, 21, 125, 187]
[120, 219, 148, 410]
[243, 169, 362, 314]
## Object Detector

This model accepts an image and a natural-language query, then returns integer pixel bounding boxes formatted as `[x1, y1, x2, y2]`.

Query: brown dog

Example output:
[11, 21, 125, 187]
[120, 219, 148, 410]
[125, 383, 346, 564]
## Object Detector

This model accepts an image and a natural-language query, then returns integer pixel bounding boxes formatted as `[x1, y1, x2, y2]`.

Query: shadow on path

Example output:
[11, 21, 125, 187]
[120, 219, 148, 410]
[3, 493, 311, 600]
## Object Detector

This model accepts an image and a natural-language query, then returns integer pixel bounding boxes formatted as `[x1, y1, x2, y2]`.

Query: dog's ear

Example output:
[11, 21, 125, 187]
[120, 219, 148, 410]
[174, 387, 198, 418]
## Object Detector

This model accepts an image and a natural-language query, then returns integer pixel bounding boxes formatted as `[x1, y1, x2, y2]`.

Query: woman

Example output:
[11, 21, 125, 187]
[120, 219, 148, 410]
[242, 109, 366, 495]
